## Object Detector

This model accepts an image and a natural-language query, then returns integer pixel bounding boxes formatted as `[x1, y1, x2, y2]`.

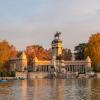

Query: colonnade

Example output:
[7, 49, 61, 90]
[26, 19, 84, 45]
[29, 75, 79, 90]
[66, 64, 86, 74]
[35, 64, 87, 74]
[36, 65, 50, 72]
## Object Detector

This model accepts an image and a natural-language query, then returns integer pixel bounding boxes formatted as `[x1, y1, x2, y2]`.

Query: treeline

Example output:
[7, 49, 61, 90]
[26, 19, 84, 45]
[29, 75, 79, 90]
[26, 45, 72, 65]
[0, 71, 15, 77]
[1, 32, 100, 72]
[75, 33, 100, 72]
[0, 40, 72, 71]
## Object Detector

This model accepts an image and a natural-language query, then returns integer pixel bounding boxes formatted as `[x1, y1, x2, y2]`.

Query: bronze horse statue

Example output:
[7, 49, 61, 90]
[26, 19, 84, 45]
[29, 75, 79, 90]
[54, 32, 61, 39]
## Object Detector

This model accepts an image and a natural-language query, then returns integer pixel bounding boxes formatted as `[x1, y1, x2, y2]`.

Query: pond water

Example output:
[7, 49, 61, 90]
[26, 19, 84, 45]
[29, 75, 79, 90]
[0, 79, 100, 100]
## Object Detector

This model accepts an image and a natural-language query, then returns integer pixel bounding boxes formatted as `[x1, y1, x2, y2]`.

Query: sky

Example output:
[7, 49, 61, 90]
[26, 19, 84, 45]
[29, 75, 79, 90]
[0, 0, 100, 51]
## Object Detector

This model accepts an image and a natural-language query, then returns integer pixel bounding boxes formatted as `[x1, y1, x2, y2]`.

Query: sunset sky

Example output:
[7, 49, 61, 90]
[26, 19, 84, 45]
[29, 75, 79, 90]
[0, 0, 100, 51]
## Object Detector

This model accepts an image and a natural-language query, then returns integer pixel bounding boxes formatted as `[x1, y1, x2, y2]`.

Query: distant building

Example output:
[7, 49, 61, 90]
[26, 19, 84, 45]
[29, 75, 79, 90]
[9, 32, 92, 78]
[32, 32, 92, 74]
[9, 52, 27, 72]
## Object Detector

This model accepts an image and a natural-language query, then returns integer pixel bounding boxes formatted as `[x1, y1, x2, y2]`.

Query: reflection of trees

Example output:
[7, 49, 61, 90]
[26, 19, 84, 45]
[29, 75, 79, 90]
[31, 79, 64, 100]
[21, 80, 28, 100]
[75, 79, 87, 100]
[22, 79, 47, 100]
[87, 79, 100, 100]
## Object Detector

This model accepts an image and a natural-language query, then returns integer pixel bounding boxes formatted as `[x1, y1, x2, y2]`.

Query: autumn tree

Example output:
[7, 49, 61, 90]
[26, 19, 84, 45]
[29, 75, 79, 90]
[10, 45, 18, 58]
[44, 48, 52, 60]
[0, 40, 18, 71]
[85, 33, 100, 72]
[74, 43, 87, 60]
[26, 45, 51, 65]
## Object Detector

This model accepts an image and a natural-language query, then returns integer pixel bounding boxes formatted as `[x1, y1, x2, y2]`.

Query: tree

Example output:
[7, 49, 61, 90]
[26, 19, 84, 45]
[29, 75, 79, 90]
[85, 33, 100, 72]
[26, 45, 52, 65]
[62, 48, 72, 60]
[0, 40, 11, 62]
[10, 45, 18, 58]
[0, 40, 18, 71]
[74, 43, 87, 60]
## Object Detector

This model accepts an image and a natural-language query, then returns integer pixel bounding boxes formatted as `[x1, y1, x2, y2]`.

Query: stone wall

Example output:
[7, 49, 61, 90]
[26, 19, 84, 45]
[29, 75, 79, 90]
[27, 72, 49, 79]
[96, 73, 100, 78]
[16, 72, 27, 79]
[15, 72, 49, 79]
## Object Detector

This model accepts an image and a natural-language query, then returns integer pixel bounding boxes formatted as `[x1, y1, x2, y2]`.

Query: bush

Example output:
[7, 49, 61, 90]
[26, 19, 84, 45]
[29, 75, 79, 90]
[0, 71, 15, 77]
[92, 65, 100, 72]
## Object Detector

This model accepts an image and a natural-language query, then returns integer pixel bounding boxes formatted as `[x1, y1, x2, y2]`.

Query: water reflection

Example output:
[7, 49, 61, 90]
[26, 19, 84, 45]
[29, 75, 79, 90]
[87, 79, 100, 100]
[0, 81, 15, 100]
[0, 79, 100, 100]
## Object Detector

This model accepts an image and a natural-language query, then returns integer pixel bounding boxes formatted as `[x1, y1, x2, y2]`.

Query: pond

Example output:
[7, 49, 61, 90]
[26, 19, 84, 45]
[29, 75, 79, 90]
[0, 79, 100, 100]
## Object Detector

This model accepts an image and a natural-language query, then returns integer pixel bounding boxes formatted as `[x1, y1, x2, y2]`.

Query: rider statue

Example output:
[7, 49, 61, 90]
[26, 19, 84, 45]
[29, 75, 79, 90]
[54, 32, 61, 39]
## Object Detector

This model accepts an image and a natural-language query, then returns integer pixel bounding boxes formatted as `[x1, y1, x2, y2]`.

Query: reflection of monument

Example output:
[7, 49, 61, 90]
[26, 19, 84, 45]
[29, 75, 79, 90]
[9, 32, 92, 79]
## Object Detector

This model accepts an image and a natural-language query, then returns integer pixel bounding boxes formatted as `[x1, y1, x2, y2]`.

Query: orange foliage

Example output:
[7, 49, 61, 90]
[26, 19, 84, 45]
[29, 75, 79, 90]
[26, 45, 51, 65]
[85, 33, 100, 71]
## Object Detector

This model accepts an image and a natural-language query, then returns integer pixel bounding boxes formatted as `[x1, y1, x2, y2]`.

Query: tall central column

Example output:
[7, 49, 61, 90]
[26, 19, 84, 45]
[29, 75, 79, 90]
[51, 32, 63, 67]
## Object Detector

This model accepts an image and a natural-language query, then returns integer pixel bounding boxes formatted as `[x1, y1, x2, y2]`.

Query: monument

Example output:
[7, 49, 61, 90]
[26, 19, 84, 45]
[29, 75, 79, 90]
[9, 32, 92, 79]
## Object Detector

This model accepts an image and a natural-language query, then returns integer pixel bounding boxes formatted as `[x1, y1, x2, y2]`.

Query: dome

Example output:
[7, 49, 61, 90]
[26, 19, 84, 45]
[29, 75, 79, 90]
[20, 51, 27, 59]
[86, 56, 91, 62]
[33, 56, 38, 62]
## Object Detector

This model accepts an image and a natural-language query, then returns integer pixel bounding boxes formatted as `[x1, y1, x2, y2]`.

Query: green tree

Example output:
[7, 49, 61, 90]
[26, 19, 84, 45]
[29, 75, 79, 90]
[74, 43, 87, 60]
[62, 48, 72, 60]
